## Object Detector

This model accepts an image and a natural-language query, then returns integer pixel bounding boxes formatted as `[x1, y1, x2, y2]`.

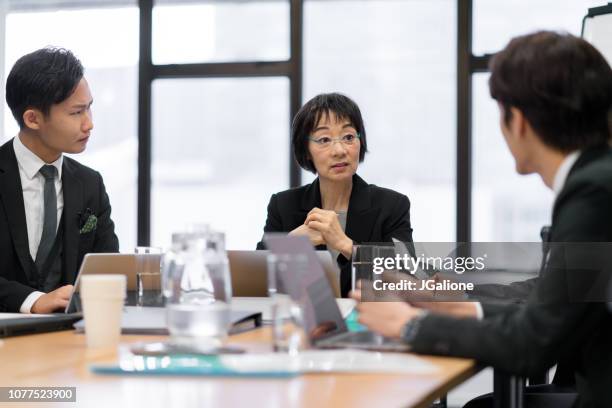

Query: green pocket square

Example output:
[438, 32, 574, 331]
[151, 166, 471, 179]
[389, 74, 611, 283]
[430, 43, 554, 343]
[80, 214, 97, 234]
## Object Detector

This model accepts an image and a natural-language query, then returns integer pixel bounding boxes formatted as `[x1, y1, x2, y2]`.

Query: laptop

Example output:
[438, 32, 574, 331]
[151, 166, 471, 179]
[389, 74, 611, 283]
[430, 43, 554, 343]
[1, 253, 162, 337]
[229, 250, 341, 298]
[64, 254, 261, 334]
[263, 234, 410, 352]
[65, 253, 162, 313]
[0, 314, 82, 338]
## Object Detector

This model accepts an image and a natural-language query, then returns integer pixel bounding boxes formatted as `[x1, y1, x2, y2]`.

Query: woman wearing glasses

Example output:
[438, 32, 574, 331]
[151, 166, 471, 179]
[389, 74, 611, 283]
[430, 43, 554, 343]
[256, 93, 414, 297]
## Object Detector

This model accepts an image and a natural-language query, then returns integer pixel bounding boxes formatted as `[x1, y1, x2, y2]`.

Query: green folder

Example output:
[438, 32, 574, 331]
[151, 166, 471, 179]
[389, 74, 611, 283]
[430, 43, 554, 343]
[91, 354, 299, 378]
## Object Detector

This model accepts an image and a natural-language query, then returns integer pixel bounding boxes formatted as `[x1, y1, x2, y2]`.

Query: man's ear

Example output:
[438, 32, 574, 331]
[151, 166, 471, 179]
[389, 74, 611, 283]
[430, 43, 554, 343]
[22, 109, 44, 130]
[509, 106, 528, 139]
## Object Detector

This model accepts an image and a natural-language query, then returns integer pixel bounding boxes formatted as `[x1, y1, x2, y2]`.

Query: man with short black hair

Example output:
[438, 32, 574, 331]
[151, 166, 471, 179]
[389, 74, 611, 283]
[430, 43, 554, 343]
[353, 31, 612, 407]
[0, 47, 119, 313]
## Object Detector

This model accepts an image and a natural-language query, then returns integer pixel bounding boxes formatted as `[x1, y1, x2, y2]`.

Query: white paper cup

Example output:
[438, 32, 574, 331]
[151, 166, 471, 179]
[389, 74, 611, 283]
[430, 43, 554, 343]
[80, 274, 126, 348]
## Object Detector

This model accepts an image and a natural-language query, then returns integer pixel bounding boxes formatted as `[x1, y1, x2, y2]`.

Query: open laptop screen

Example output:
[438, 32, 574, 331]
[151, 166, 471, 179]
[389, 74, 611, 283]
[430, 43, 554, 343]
[263, 234, 347, 341]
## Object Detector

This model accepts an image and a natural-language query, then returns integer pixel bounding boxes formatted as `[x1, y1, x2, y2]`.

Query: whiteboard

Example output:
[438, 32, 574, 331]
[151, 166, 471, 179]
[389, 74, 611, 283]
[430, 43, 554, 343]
[583, 5, 612, 65]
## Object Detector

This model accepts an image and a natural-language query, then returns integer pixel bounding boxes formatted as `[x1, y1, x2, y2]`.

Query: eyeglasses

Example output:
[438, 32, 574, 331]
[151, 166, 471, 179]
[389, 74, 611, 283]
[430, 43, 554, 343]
[308, 133, 361, 148]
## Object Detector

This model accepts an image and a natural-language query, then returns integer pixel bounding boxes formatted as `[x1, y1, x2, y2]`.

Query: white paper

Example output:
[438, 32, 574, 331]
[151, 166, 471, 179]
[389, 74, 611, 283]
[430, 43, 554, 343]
[0, 313, 55, 320]
[220, 349, 437, 374]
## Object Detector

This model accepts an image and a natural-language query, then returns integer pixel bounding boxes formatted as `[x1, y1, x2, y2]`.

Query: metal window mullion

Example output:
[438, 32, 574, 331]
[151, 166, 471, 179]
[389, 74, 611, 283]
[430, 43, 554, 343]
[457, 0, 472, 243]
[152, 60, 293, 79]
[137, 0, 153, 245]
[289, 0, 303, 188]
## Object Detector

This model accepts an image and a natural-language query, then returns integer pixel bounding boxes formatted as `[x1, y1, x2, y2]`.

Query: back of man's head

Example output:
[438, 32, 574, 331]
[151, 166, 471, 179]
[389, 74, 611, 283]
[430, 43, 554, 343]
[489, 31, 612, 152]
[5, 47, 83, 129]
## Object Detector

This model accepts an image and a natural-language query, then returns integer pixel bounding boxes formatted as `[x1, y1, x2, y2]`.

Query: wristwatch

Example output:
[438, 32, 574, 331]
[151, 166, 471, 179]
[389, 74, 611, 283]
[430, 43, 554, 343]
[400, 312, 429, 345]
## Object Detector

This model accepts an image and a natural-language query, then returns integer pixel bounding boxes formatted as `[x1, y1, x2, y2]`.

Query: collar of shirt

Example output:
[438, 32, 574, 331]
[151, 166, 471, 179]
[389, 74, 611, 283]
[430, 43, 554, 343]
[552, 150, 580, 197]
[13, 135, 63, 180]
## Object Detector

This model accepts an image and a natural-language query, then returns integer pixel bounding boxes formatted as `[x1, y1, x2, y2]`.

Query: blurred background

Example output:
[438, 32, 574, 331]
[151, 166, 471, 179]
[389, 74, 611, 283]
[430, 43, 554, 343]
[0, 0, 604, 252]
[0, 1, 609, 406]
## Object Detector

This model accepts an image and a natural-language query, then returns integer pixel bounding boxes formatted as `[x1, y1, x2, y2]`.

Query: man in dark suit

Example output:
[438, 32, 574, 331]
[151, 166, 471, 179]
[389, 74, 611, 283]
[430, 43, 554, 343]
[0, 47, 119, 314]
[352, 32, 612, 407]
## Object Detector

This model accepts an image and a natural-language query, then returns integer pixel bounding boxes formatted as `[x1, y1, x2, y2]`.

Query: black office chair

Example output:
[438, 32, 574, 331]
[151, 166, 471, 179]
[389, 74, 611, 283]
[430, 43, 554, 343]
[608, 268, 612, 314]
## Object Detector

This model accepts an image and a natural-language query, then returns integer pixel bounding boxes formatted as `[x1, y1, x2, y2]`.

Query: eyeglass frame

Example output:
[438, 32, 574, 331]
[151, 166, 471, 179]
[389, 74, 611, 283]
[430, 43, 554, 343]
[307, 133, 362, 148]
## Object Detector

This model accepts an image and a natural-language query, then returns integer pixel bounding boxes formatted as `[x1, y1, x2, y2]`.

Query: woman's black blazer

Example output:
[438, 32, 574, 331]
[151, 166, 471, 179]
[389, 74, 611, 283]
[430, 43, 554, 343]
[256, 174, 414, 296]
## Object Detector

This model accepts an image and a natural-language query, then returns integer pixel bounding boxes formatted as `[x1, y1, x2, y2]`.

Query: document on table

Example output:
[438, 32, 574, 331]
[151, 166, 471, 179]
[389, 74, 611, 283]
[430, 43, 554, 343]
[0, 313, 55, 320]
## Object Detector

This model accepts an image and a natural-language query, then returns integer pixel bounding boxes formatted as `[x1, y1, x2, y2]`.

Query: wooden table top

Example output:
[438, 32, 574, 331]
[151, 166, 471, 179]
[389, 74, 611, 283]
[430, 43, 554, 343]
[0, 328, 476, 408]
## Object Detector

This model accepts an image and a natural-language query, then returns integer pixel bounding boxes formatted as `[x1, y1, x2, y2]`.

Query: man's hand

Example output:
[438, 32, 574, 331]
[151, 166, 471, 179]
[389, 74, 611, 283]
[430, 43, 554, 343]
[350, 289, 423, 339]
[304, 208, 353, 258]
[289, 224, 325, 246]
[31, 285, 74, 314]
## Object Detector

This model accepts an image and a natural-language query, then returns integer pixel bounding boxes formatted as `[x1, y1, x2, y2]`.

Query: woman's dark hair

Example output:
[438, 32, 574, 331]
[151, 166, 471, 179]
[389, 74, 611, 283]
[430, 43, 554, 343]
[489, 31, 612, 152]
[291, 92, 368, 173]
[6, 47, 84, 128]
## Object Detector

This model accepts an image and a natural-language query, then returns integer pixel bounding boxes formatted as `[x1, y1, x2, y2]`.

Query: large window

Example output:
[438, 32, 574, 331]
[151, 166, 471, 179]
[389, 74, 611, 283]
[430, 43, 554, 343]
[470, 0, 603, 241]
[148, 0, 292, 249]
[471, 74, 554, 241]
[303, 0, 457, 241]
[151, 78, 289, 249]
[473, 0, 604, 55]
[1, 3, 139, 251]
[152, 0, 289, 64]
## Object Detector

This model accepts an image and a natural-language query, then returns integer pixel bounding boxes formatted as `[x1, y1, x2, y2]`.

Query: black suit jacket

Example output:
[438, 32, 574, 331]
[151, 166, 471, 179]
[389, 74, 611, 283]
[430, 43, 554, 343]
[256, 174, 414, 296]
[0, 139, 119, 312]
[410, 147, 612, 408]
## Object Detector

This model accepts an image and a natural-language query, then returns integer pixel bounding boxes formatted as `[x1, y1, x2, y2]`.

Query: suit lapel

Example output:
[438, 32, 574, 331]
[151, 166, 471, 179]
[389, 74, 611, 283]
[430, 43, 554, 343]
[295, 177, 322, 225]
[0, 140, 34, 281]
[345, 174, 377, 244]
[62, 159, 82, 284]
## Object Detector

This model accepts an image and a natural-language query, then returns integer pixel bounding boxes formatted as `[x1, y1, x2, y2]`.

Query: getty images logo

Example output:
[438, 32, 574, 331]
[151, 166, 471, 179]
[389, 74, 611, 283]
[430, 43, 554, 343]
[372, 253, 488, 275]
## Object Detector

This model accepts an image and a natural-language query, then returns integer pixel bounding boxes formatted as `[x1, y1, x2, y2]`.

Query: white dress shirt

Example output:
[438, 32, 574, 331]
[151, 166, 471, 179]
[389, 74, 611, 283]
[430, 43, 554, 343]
[474, 150, 581, 320]
[13, 136, 64, 313]
[552, 151, 581, 197]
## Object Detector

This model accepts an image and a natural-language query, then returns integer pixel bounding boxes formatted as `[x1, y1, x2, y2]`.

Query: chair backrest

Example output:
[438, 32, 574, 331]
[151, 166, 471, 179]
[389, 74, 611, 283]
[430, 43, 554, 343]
[608, 274, 612, 313]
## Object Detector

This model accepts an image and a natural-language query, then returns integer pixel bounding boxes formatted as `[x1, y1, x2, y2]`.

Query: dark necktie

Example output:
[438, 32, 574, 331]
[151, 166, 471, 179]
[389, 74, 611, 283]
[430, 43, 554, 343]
[35, 165, 58, 270]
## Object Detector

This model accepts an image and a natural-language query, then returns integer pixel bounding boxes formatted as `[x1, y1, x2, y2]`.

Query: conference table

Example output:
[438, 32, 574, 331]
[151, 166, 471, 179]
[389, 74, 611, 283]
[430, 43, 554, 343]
[0, 326, 477, 408]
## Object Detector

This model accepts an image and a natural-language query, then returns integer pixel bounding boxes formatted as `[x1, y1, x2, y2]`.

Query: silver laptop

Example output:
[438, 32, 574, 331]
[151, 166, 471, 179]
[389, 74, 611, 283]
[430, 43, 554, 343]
[65, 253, 162, 313]
[228, 250, 341, 298]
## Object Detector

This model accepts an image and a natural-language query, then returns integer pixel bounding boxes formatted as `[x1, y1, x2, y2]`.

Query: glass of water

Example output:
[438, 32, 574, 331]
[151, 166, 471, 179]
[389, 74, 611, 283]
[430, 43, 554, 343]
[351, 245, 374, 293]
[351, 245, 397, 294]
[266, 253, 309, 354]
[162, 230, 232, 349]
[134, 246, 163, 307]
